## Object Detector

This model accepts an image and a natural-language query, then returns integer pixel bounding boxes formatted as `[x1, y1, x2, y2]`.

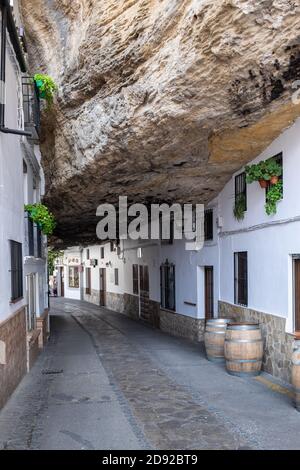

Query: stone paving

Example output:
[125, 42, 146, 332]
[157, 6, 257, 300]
[0, 298, 300, 450]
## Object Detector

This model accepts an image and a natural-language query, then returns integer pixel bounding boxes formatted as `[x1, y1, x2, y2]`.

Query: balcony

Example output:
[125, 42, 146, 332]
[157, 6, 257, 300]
[22, 76, 41, 142]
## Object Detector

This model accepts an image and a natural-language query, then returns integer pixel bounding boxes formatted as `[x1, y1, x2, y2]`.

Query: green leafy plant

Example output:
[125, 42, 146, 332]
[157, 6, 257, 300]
[245, 160, 282, 184]
[265, 181, 283, 215]
[33, 73, 58, 106]
[233, 193, 246, 221]
[48, 248, 64, 276]
[25, 203, 56, 236]
[245, 162, 264, 183]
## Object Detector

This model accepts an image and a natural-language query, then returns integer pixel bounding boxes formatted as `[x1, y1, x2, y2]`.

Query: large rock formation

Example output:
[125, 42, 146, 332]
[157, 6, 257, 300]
[20, 0, 300, 244]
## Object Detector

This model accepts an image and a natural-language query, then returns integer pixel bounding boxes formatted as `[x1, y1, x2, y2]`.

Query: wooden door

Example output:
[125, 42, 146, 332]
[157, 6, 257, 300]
[60, 267, 64, 297]
[99, 268, 106, 306]
[139, 265, 150, 322]
[205, 266, 214, 320]
[295, 260, 300, 331]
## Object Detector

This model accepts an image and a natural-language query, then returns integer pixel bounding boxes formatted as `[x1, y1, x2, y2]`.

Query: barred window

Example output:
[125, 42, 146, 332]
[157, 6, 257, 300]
[28, 218, 34, 256]
[37, 227, 42, 258]
[235, 172, 247, 212]
[114, 268, 119, 286]
[10, 241, 23, 301]
[204, 209, 213, 241]
[234, 252, 248, 306]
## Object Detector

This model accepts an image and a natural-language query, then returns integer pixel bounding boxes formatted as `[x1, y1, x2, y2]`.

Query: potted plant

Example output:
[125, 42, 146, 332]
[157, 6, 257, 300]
[25, 203, 56, 235]
[245, 160, 282, 188]
[265, 159, 282, 185]
[233, 193, 246, 221]
[265, 181, 283, 215]
[33, 74, 58, 106]
[245, 162, 267, 188]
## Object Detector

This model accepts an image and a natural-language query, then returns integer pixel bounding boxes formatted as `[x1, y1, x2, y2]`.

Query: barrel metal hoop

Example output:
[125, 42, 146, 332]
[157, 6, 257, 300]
[205, 330, 226, 335]
[228, 325, 259, 331]
[226, 358, 261, 363]
[225, 339, 263, 344]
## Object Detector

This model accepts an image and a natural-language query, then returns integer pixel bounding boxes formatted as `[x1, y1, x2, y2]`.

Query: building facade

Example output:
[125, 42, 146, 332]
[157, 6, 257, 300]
[0, 0, 48, 409]
[60, 119, 300, 386]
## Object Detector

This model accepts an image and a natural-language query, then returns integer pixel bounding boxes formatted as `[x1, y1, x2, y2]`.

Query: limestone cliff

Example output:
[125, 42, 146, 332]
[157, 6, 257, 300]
[20, 0, 300, 243]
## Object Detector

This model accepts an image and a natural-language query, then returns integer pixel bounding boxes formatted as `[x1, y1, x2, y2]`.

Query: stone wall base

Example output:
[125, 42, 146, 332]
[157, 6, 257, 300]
[83, 289, 100, 306]
[36, 308, 50, 349]
[0, 308, 27, 409]
[123, 293, 139, 321]
[105, 292, 124, 313]
[122, 293, 204, 341]
[160, 309, 205, 342]
[219, 301, 294, 384]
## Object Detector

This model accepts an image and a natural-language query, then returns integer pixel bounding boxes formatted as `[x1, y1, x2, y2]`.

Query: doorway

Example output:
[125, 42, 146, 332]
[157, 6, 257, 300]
[204, 266, 214, 320]
[99, 268, 106, 307]
[294, 259, 300, 331]
[60, 267, 64, 297]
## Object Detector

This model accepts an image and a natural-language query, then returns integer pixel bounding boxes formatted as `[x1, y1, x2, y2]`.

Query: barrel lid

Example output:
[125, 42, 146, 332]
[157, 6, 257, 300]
[206, 318, 231, 323]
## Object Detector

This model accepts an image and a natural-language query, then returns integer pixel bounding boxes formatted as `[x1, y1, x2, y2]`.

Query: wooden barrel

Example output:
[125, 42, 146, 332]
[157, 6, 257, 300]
[204, 318, 231, 362]
[225, 322, 263, 377]
[291, 334, 300, 412]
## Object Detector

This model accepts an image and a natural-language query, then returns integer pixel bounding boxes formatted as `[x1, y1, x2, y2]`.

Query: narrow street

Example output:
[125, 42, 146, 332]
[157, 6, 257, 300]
[0, 298, 299, 450]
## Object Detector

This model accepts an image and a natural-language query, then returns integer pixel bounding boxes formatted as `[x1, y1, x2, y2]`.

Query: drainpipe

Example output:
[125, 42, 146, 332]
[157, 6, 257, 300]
[0, 0, 31, 137]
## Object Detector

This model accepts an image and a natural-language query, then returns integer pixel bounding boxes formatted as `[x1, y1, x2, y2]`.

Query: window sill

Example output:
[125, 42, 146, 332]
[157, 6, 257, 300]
[10, 297, 23, 305]
[160, 307, 176, 314]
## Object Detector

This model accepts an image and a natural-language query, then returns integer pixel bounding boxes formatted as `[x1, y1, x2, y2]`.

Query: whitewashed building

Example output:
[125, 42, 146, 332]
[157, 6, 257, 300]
[0, 0, 48, 409]
[60, 118, 300, 385]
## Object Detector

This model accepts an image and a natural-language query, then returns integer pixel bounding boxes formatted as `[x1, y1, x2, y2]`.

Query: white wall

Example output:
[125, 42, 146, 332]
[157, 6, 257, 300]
[0, 48, 26, 322]
[218, 118, 300, 332]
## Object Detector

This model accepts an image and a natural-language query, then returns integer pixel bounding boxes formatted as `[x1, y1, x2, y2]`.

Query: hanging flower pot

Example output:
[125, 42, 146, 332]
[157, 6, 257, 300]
[270, 175, 279, 185]
[259, 179, 268, 189]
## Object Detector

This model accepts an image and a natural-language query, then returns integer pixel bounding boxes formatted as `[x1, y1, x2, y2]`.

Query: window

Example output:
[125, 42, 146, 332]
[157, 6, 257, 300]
[204, 209, 213, 241]
[100, 247, 105, 259]
[160, 261, 175, 311]
[28, 218, 34, 256]
[10, 241, 23, 301]
[234, 252, 248, 306]
[114, 268, 119, 286]
[86, 248, 90, 260]
[132, 264, 139, 294]
[235, 172, 247, 211]
[85, 267, 91, 294]
[110, 241, 115, 252]
[37, 227, 42, 258]
[266, 153, 283, 198]
[69, 266, 79, 288]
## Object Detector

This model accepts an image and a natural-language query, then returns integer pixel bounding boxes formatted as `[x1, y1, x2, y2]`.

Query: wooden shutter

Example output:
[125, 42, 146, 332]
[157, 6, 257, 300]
[295, 260, 300, 331]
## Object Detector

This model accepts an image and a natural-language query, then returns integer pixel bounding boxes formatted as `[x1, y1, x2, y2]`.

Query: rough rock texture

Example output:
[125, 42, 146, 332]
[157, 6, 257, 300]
[20, 0, 300, 244]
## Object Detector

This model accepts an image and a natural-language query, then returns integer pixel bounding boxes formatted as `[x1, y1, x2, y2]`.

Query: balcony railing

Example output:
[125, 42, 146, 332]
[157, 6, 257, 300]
[22, 76, 41, 141]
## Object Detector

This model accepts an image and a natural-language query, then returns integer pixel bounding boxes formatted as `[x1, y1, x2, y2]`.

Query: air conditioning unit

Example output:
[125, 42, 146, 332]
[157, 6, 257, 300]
[90, 259, 98, 267]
